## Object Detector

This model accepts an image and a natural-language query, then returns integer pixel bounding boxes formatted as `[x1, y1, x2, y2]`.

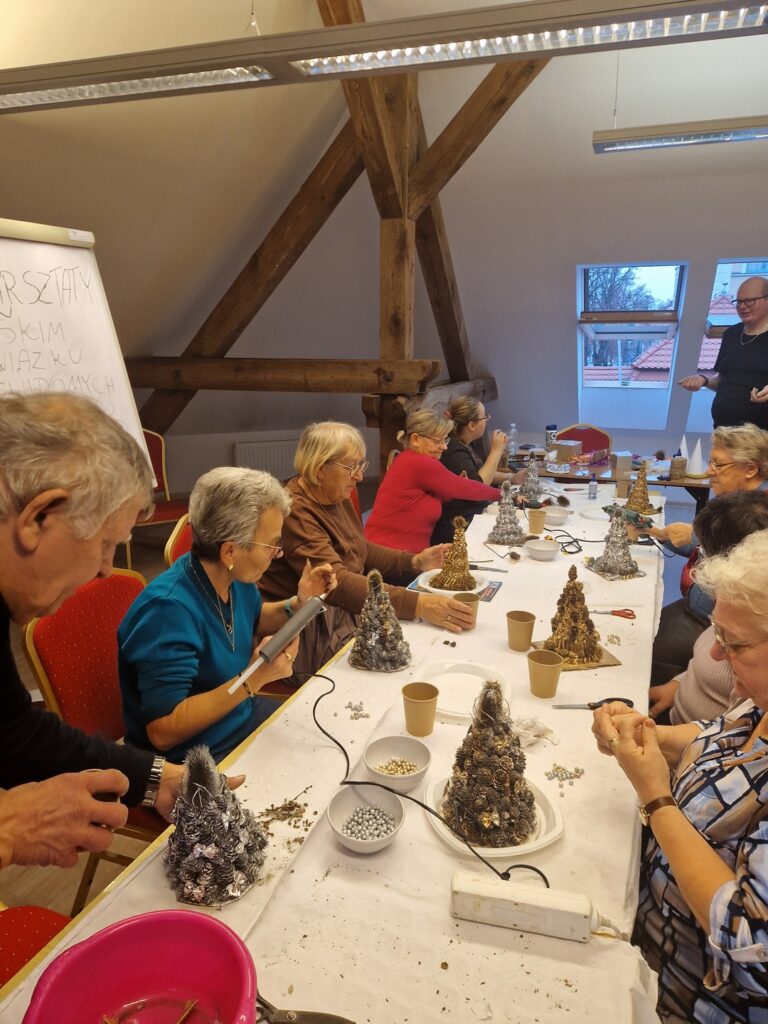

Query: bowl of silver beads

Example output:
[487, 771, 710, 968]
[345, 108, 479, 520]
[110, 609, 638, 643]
[363, 735, 431, 794]
[327, 785, 404, 854]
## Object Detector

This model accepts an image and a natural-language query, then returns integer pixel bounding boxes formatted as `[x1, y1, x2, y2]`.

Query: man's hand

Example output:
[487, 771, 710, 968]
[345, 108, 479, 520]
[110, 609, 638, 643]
[0, 770, 129, 869]
[750, 385, 768, 404]
[677, 374, 707, 392]
[154, 762, 245, 821]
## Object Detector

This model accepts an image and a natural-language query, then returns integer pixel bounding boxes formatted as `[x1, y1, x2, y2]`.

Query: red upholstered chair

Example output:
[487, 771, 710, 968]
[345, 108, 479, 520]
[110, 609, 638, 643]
[22, 570, 166, 915]
[163, 513, 193, 567]
[555, 423, 612, 455]
[0, 904, 71, 986]
[124, 429, 189, 569]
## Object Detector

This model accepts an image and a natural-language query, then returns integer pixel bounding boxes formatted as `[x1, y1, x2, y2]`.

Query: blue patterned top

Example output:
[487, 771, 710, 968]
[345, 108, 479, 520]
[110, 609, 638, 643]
[635, 699, 768, 1022]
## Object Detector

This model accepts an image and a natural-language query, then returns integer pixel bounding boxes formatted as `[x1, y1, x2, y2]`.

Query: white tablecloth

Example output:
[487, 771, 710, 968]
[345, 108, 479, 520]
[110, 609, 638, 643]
[1, 487, 665, 1023]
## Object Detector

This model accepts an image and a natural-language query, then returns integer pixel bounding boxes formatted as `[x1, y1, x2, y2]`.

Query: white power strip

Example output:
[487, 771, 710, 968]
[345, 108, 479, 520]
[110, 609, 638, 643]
[451, 872, 603, 943]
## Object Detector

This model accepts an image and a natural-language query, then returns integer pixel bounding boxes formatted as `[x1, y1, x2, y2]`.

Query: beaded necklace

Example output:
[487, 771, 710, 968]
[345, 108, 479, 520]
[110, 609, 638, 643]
[739, 325, 768, 347]
[187, 557, 236, 651]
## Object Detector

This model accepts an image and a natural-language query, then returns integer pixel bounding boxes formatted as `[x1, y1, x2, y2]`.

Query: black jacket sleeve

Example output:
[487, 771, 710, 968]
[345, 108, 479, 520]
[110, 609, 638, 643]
[2, 606, 154, 806]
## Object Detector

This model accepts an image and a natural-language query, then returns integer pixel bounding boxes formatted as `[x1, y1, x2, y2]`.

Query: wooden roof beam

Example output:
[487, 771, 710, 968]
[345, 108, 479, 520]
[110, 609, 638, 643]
[127, 357, 439, 394]
[140, 117, 364, 434]
[408, 59, 550, 221]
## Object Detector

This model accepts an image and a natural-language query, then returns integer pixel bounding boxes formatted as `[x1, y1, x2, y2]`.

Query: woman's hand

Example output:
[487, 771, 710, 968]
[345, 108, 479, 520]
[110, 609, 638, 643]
[592, 703, 646, 757]
[412, 544, 448, 573]
[489, 429, 508, 455]
[649, 680, 679, 720]
[248, 633, 300, 689]
[608, 715, 674, 806]
[664, 522, 693, 547]
[626, 523, 666, 542]
[750, 385, 768, 403]
[416, 594, 475, 633]
[678, 374, 707, 392]
[297, 558, 336, 605]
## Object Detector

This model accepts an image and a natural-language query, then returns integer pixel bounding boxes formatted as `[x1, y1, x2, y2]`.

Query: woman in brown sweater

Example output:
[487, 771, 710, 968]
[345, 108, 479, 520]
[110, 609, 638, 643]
[259, 421, 476, 679]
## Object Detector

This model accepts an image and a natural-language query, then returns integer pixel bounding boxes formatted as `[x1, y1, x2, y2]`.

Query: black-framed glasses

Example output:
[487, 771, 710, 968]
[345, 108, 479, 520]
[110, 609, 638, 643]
[328, 459, 369, 476]
[709, 615, 766, 656]
[731, 295, 768, 308]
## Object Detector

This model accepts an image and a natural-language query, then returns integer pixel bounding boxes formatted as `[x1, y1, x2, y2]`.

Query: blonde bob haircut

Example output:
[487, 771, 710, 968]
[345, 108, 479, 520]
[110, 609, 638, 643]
[398, 407, 454, 447]
[712, 424, 768, 478]
[695, 529, 768, 624]
[294, 421, 366, 485]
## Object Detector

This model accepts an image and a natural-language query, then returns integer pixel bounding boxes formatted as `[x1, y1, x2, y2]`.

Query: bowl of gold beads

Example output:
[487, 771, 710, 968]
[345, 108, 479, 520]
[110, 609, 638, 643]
[363, 735, 431, 794]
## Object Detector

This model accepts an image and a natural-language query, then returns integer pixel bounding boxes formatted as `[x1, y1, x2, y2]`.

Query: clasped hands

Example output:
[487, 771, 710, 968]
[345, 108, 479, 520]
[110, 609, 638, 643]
[592, 703, 673, 806]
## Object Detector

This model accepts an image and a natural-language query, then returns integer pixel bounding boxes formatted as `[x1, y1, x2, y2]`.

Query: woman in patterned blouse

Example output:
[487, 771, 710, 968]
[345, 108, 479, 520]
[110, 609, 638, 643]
[593, 529, 768, 1023]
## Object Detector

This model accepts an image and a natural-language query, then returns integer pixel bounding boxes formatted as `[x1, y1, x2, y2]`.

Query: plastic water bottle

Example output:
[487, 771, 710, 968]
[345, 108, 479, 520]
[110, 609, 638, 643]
[507, 423, 518, 461]
[588, 473, 598, 499]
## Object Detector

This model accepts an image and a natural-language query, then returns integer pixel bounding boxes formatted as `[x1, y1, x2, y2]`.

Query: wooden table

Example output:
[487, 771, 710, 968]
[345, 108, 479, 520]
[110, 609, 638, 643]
[538, 462, 710, 512]
[0, 487, 665, 1023]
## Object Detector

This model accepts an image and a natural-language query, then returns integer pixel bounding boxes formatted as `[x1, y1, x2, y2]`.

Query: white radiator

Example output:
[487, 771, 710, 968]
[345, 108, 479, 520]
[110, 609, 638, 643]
[233, 435, 300, 481]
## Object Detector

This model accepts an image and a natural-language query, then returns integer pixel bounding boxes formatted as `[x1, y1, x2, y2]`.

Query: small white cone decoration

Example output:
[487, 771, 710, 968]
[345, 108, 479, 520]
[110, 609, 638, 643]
[688, 439, 705, 476]
[679, 435, 689, 461]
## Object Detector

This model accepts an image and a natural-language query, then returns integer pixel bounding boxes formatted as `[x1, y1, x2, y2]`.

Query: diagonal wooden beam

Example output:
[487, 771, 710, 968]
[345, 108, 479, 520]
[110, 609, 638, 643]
[140, 118, 364, 434]
[408, 59, 550, 220]
[317, 0, 404, 218]
[127, 357, 440, 394]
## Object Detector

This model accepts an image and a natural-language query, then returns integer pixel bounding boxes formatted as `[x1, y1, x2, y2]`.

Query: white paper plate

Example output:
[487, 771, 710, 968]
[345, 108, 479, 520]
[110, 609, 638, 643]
[420, 661, 508, 723]
[416, 570, 488, 595]
[425, 777, 563, 859]
[579, 507, 612, 522]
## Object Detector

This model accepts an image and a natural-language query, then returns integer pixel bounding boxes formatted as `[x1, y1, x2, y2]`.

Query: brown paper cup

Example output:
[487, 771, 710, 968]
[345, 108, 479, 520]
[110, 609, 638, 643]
[507, 610, 536, 652]
[527, 650, 564, 698]
[528, 508, 546, 534]
[454, 592, 480, 628]
[402, 682, 439, 736]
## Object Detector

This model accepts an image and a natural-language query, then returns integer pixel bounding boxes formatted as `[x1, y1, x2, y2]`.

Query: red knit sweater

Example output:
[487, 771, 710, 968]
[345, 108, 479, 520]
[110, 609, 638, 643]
[365, 449, 499, 551]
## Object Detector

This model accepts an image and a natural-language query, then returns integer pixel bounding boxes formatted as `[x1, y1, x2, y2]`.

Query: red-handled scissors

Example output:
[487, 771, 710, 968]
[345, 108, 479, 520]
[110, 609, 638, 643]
[591, 608, 636, 619]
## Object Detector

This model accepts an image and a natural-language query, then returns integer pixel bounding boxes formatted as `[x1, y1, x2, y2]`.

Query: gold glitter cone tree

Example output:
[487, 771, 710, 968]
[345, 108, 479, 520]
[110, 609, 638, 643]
[544, 565, 603, 666]
[430, 516, 476, 591]
[625, 462, 657, 515]
[348, 569, 411, 671]
[442, 680, 537, 848]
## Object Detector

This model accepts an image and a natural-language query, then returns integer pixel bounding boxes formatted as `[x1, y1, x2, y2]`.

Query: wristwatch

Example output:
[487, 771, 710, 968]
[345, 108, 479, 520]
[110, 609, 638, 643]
[141, 755, 165, 808]
[638, 795, 676, 826]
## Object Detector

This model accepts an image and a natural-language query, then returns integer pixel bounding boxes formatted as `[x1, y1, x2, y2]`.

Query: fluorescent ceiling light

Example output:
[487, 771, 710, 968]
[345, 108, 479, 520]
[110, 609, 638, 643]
[593, 114, 768, 151]
[0, 1, 765, 114]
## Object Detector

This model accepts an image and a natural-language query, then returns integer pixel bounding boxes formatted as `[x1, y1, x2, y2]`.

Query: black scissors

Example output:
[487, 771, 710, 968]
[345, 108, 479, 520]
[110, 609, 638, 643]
[256, 994, 356, 1024]
[551, 697, 635, 710]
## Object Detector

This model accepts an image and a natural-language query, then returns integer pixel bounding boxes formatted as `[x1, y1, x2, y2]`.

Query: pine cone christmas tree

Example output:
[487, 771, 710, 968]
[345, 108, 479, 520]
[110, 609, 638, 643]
[517, 458, 544, 503]
[588, 510, 641, 579]
[430, 516, 476, 591]
[165, 746, 267, 906]
[543, 565, 603, 666]
[488, 480, 526, 545]
[442, 680, 537, 847]
[348, 569, 411, 671]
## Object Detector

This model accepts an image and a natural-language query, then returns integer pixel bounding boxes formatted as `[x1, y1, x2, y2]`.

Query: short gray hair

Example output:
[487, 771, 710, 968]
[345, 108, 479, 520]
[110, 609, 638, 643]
[189, 467, 290, 559]
[294, 422, 366, 486]
[712, 424, 768, 478]
[0, 392, 153, 538]
[695, 529, 768, 624]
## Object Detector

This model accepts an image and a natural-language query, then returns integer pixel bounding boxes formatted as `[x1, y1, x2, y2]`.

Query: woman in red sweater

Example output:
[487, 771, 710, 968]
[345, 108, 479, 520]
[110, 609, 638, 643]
[365, 408, 500, 551]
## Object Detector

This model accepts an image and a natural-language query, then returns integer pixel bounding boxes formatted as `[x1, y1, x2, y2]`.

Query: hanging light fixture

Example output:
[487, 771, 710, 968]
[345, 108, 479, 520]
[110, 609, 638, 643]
[0, 1, 765, 114]
[593, 114, 768, 151]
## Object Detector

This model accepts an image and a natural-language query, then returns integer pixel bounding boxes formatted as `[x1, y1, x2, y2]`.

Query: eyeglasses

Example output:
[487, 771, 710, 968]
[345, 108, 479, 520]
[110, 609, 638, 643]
[472, 415, 491, 423]
[731, 295, 768, 308]
[706, 459, 738, 472]
[327, 459, 369, 476]
[237, 540, 284, 555]
[709, 616, 766, 656]
[416, 433, 449, 445]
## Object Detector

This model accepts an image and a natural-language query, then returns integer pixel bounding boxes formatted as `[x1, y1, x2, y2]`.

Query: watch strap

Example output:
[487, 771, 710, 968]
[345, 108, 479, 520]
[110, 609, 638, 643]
[639, 795, 676, 824]
[140, 755, 165, 808]
[284, 598, 296, 619]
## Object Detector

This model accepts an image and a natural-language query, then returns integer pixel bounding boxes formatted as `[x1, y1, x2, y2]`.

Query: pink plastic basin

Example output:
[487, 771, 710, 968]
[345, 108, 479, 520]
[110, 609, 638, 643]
[23, 910, 256, 1024]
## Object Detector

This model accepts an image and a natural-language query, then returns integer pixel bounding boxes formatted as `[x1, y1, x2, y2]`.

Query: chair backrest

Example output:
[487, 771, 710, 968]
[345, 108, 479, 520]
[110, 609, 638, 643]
[23, 569, 147, 739]
[164, 513, 193, 566]
[555, 423, 612, 454]
[386, 449, 400, 470]
[142, 428, 171, 500]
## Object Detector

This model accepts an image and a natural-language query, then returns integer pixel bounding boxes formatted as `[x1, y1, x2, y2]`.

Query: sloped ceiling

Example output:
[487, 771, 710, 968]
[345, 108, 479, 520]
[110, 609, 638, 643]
[1, 1, 767, 437]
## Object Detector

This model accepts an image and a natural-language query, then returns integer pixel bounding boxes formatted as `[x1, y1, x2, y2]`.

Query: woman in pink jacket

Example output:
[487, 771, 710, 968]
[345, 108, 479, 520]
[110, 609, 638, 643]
[365, 408, 500, 552]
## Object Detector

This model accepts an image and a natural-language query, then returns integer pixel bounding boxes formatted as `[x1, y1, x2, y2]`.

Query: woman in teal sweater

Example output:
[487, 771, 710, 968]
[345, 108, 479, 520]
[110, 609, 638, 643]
[119, 467, 334, 762]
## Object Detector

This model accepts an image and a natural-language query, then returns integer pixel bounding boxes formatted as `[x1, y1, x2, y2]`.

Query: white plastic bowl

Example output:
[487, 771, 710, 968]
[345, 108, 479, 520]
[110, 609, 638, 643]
[363, 736, 431, 794]
[544, 507, 569, 527]
[524, 538, 560, 562]
[327, 784, 404, 854]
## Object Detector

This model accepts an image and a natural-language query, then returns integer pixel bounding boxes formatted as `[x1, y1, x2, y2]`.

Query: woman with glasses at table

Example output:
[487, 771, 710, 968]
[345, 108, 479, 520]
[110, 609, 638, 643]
[634, 424, 768, 686]
[593, 529, 768, 1023]
[364, 407, 500, 552]
[679, 276, 768, 430]
[430, 397, 526, 544]
[259, 421, 479, 679]
[118, 467, 335, 762]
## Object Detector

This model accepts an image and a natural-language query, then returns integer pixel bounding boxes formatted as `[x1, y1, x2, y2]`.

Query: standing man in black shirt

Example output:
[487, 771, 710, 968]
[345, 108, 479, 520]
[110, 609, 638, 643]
[679, 276, 768, 428]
